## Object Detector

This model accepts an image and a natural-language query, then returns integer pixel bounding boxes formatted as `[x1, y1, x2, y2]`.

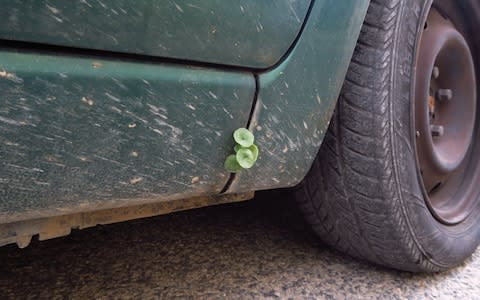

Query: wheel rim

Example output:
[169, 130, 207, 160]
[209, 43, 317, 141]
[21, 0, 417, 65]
[414, 6, 478, 224]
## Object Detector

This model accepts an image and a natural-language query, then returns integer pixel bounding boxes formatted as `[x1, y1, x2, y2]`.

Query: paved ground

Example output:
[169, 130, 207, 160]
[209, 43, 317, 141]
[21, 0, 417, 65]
[1, 190, 479, 299]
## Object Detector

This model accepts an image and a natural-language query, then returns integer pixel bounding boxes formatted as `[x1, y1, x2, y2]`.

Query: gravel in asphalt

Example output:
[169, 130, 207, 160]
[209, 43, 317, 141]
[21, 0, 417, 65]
[0, 190, 479, 299]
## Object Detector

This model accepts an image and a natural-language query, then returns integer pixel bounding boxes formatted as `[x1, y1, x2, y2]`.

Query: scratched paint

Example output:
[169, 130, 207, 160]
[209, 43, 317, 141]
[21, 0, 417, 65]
[0, 0, 311, 68]
[228, 0, 371, 192]
[0, 51, 254, 223]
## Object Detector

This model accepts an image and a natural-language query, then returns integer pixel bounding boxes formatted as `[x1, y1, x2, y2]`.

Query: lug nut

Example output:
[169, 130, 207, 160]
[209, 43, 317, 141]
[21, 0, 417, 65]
[436, 89, 452, 101]
[432, 66, 440, 79]
[430, 125, 444, 137]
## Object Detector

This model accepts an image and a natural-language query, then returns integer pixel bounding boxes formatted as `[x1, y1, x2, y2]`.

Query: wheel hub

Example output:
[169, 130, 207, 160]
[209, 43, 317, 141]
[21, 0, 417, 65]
[414, 8, 477, 224]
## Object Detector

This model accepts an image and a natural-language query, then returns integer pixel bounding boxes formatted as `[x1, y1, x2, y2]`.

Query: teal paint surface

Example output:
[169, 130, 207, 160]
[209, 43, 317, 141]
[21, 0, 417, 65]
[0, 52, 254, 222]
[0, 0, 310, 68]
[228, 0, 370, 192]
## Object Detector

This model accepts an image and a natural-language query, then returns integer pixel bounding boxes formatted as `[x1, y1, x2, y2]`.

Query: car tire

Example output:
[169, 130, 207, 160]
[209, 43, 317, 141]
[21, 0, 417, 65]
[295, 0, 480, 272]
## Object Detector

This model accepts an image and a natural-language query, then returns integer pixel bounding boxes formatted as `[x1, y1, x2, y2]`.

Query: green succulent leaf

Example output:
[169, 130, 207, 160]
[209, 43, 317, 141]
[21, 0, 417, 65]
[234, 144, 242, 153]
[225, 128, 259, 171]
[224, 154, 243, 173]
[248, 144, 259, 162]
[236, 148, 256, 169]
[233, 128, 254, 147]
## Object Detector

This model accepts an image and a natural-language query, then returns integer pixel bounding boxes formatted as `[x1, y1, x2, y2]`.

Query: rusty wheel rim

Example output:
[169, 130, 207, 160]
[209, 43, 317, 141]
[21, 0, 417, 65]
[414, 7, 477, 224]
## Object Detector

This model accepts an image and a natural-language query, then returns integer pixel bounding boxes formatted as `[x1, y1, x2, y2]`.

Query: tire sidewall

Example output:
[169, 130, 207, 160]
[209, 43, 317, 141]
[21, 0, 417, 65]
[397, 0, 480, 268]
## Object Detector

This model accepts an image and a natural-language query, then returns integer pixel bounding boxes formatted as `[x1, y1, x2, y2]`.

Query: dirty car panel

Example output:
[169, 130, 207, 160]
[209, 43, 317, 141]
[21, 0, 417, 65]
[0, 0, 311, 68]
[0, 0, 373, 247]
[228, 0, 371, 193]
[0, 51, 254, 224]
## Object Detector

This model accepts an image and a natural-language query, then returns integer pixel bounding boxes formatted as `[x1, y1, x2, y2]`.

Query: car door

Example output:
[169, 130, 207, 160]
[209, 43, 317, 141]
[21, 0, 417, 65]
[0, 0, 311, 68]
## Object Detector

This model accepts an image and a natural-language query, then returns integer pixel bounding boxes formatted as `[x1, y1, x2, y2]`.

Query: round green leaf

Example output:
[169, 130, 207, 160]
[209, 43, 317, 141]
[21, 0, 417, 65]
[224, 155, 243, 173]
[234, 144, 242, 153]
[236, 148, 255, 169]
[248, 144, 259, 162]
[233, 128, 254, 147]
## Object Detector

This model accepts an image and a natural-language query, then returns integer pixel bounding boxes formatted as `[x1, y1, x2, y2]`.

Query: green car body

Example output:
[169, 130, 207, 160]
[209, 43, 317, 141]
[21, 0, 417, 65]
[0, 0, 370, 247]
